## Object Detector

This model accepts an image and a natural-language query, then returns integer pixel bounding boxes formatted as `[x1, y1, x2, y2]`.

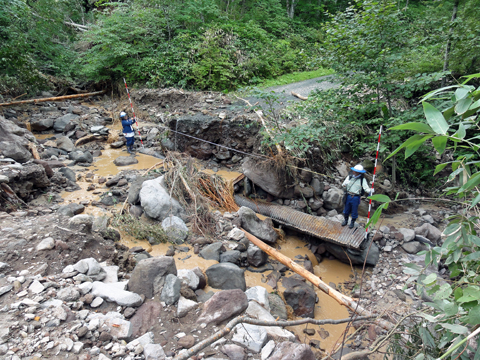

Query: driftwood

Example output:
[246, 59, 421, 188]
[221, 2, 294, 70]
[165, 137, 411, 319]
[241, 229, 395, 331]
[291, 91, 308, 100]
[0, 90, 106, 107]
[0, 183, 27, 209]
[27, 143, 40, 160]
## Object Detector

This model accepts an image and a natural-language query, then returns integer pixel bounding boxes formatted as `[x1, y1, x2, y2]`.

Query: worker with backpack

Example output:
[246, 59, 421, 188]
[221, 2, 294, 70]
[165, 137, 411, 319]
[341, 164, 374, 228]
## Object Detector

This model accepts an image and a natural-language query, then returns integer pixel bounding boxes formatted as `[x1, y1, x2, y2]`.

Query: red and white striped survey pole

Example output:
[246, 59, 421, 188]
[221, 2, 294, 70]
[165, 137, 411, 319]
[365, 125, 382, 238]
[123, 78, 144, 148]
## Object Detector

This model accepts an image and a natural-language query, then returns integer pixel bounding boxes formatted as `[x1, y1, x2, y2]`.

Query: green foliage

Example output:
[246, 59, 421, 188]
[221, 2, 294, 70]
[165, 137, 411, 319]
[0, 0, 87, 95]
[372, 76, 480, 359]
[256, 68, 334, 89]
[111, 214, 168, 245]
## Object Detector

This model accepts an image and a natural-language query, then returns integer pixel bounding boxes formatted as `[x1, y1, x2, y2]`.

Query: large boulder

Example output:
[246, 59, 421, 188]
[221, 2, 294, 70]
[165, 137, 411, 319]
[56, 136, 75, 152]
[237, 206, 278, 244]
[322, 187, 344, 210]
[282, 278, 316, 318]
[2, 163, 50, 199]
[69, 150, 93, 164]
[242, 158, 294, 198]
[128, 256, 177, 298]
[161, 215, 188, 244]
[127, 176, 147, 205]
[0, 117, 33, 163]
[30, 118, 54, 131]
[247, 244, 267, 267]
[196, 289, 248, 325]
[114, 156, 139, 167]
[414, 223, 442, 244]
[205, 263, 246, 291]
[54, 114, 79, 132]
[140, 176, 184, 221]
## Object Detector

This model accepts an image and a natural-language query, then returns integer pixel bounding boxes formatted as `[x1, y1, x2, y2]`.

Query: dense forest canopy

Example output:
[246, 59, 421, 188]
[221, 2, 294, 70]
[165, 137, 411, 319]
[1, 0, 478, 95]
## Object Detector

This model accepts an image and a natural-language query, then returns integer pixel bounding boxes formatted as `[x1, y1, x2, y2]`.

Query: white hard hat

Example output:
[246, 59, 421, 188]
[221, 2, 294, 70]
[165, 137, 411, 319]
[351, 164, 366, 173]
[119, 111, 127, 119]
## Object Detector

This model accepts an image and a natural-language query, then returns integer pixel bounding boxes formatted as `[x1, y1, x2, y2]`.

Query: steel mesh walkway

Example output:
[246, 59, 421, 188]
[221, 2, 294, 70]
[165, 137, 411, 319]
[235, 195, 365, 249]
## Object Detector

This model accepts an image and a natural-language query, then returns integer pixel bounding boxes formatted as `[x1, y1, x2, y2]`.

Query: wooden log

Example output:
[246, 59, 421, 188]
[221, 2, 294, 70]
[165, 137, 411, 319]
[241, 229, 394, 330]
[0, 90, 106, 107]
[291, 91, 308, 100]
[27, 143, 40, 160]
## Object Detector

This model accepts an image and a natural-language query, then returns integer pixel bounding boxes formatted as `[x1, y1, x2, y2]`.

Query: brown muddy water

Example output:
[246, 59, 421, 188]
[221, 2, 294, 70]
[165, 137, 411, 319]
[35, 130, 356, 353]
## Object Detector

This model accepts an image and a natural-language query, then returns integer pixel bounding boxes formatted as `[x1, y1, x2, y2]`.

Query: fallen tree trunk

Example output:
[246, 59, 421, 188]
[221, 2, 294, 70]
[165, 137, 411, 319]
[0, 90, 106, 107]
[241, 229, 394, 331]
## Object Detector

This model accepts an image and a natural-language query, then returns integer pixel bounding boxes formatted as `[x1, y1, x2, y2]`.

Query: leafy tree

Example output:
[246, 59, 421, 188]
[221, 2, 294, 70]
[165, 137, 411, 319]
[369, 74, 480, 359]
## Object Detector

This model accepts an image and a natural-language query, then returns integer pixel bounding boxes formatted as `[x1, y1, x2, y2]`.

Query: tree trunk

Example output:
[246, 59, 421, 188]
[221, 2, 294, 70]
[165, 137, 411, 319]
[441, 0, 459, 87]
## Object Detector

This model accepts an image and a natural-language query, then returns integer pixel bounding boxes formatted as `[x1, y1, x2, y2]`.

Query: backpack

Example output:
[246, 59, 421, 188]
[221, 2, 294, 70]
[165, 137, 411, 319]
[348, 172, 366, 196]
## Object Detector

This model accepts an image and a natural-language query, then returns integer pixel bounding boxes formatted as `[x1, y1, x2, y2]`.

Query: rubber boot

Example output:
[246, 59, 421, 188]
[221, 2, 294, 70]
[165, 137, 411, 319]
[127, 146, 133, 154]
[349, 219, 356, 229]
[341, 216, 348, 226]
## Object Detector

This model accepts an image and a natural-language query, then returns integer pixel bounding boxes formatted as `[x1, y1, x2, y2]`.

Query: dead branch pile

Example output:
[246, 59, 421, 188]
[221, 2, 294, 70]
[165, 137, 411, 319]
[162, 152, 239, 235]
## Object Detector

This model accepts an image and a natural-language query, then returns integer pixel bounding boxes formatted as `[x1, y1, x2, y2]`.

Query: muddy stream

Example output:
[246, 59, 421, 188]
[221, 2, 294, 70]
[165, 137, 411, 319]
[35, 123, 359, 352]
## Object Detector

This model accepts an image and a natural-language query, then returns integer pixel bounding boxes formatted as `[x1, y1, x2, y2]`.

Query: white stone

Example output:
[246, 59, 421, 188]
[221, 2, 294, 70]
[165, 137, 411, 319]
[98, 354, 111, 360]
[177, 269, 199, 290]
[90, 297, 104, 308]
[62, 265, 75, 273]
[161, 215, 189, 243]
[399, 228, 416, 242]
[127, 332, 154, 350]
[143, 343, 166, 360]
[91, 281, 142, 307]
[28, 280, 45, 294]
[63, 337, 74, 352]
[245, 301, 295, 341]
[77, 310, 89, 320]
[245, 286, 270, 311]
[232, 323, 267, 353]
[261, 340, 276, 360]
[72, 342, 84, 354]
[78, 282, 93, 295]
[103, 265, 119, 283]
[227, 228, 245, 241]
[102, 316, 132, 340]
[52, 305, 68, 321]
[87, 318, 101, 331]
[36, 237, 55, 251]
[177, 296, 198, 318]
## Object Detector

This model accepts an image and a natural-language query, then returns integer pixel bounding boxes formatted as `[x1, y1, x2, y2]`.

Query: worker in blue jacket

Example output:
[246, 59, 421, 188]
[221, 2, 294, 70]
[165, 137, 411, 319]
[120, 111, 135, 154]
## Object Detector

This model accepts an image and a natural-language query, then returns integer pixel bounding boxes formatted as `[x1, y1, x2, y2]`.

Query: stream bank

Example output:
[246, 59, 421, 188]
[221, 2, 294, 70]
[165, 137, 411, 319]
[0, 89, 454, 360]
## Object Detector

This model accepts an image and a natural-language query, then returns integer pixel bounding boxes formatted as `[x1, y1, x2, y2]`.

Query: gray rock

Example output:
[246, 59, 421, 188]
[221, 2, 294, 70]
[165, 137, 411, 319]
[221, 344, 246, 360]
[322, 187, 344, 211]
[402, 241, 428, 254]
[58, 167, 77, 182]
[242, 158, 294, 198]
[399, 228, 416, 242]
[114, 156, 139, 166]
[91, 282, 143, 307]
[227, 228, 245, 241]
[110, 140, 125, 148]
[247, 244, 267, 267]
[205, 263, 246, 291]
[57, 203, 84, 216]
[56, 136, 75, 152]
[220, 250, 241, 265]
[69, 150, 93, 163]
[161, 215, 188, 244]
[237, 206, 278, 244]
[0, 140, 32, 163]
[36, 237, 55, 251]
[54, 114, 79, 132]
[310, 178, 324, 196]
[197, 289, 248, 325]
[199, 242, 224, 262]
[73, 258, 106, 281]
[245, 301, 295, 341]
[283, 278, 316, 318]
[90, 125, 106, 133]
[57, 287, 80, 301]
[160, 274, 181, 305]
[140, 176, 184, 221]
[68, 214, 93, 233]
[0, 285, 13, 297]
[128, 256, 177, 298]
[268, 293, 288, 320]
[324, 238, 379, 266]
[30, 118, 54, 131]
[127, 176, 146, 205]
[415, 223, 442, 244]
[129, 205, 144, 218]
